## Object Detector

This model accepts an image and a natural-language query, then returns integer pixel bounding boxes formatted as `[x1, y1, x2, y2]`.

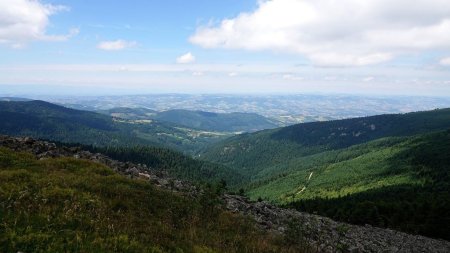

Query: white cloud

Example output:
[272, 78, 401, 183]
[97, 40, 137, 51]
[283, 74, 303, 81]
[228, 72, 238, 77]
[192, 71, 204, 76]
[363, 76, 375, 82]
[440, 57, 450, 66]
[190, 0, 450, 67]
[0, 0, 75, 46]
[176, 52, 196, 64]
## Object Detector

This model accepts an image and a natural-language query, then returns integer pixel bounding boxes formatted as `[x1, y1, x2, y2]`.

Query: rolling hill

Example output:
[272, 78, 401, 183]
[98, 107, 157, 120]
[0, 100, 230, 153]
[200, 109, 450, 239]
[201, 108, 450, 176]
[100, 107, 279, 132]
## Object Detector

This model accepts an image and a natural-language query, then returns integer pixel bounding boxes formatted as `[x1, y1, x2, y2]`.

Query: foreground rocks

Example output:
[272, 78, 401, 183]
[223, 194, 450, 253]
[0, 135, 196, 193]
[1, 135, 449, 252]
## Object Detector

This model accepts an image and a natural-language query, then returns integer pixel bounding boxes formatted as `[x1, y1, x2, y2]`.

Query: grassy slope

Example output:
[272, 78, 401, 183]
[0, 101, 227, 153]
[0, 147, 302, 253]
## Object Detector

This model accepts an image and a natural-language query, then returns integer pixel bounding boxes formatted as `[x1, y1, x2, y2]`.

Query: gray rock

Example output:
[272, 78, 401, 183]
[221, 194, 450, 253]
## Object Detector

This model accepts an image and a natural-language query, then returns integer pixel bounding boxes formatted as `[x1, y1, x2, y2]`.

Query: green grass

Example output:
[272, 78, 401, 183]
[0, 147, 306, 253]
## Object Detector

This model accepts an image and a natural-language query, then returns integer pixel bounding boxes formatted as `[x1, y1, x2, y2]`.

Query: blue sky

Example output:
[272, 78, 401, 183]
[1, 0, 450, 96]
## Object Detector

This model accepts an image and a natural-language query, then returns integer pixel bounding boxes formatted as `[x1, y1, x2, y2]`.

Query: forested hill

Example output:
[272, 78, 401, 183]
[0, 100, 229, 152]
[272, 108, 450, 148]
[153, 109, 279, 132]
[201, 108, 450, 174]
[199, 108, 450, 240]
[81, 145, 245, 187]
[1, 135, 449, 252]
[100, 107, 279, 132]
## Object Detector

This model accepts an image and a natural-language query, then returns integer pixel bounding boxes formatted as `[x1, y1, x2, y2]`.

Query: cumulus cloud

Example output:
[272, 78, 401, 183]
[440, 57, 450, 66]
[97, 40, 137, 51]
[0, 0, 76, 47]
[190, 0, 450, 67]
[176, 52, 196, 64]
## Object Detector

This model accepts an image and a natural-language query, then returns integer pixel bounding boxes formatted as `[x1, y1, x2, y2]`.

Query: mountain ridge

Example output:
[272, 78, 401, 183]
[99, 107, 279, 132]
[0, 100, 230, 153]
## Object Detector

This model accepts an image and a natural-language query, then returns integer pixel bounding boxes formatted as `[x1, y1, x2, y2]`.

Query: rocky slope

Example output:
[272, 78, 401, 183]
[1, 135, 449, 253]
[224, 195, 450, 253]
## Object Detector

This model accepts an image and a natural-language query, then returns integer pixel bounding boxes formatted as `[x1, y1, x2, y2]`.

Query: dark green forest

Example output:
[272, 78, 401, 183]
[286, 129, 450, 240]
[82, 145, 246, 187]
[199, 110, 450, 240]
[201, 108, 450, 175]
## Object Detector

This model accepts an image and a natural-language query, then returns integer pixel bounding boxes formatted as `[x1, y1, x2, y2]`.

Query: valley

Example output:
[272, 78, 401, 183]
[3, 1, 450, 251]
[27, 94, 450, 126]
[1, 98, 449, 249]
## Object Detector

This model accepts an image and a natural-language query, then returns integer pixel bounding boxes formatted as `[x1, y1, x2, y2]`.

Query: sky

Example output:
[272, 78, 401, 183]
[1, 0, 450, 96]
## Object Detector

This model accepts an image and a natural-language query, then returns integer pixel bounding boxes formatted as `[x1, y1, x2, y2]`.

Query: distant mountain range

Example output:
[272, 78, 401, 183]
[0, 97, 32, 102]
[0, 100, 230, 153]
[99, 107, 279, 132]
[40, 94, 450, 125]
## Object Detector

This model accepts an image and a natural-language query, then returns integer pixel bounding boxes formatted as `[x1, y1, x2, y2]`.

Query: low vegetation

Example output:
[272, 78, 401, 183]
[0, 147, 307, 253]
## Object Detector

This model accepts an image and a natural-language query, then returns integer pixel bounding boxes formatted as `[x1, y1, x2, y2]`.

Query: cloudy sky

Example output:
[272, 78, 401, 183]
[1, 0, 450, 96]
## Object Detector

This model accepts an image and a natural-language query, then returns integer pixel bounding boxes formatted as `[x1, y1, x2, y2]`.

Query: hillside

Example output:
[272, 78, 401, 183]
[81, 145, 246, 187]
[1, 136, 449, 252]
[100, 108, 279, 132]
[98, 107, 157, 120]
[0, 100, 230, 153]
[0, 145, 295, 253]
[200, 109, 450, 239]
[153, 109, 279, 132]
[201, 108, 450, 176]
[248, 130, 450, 239]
